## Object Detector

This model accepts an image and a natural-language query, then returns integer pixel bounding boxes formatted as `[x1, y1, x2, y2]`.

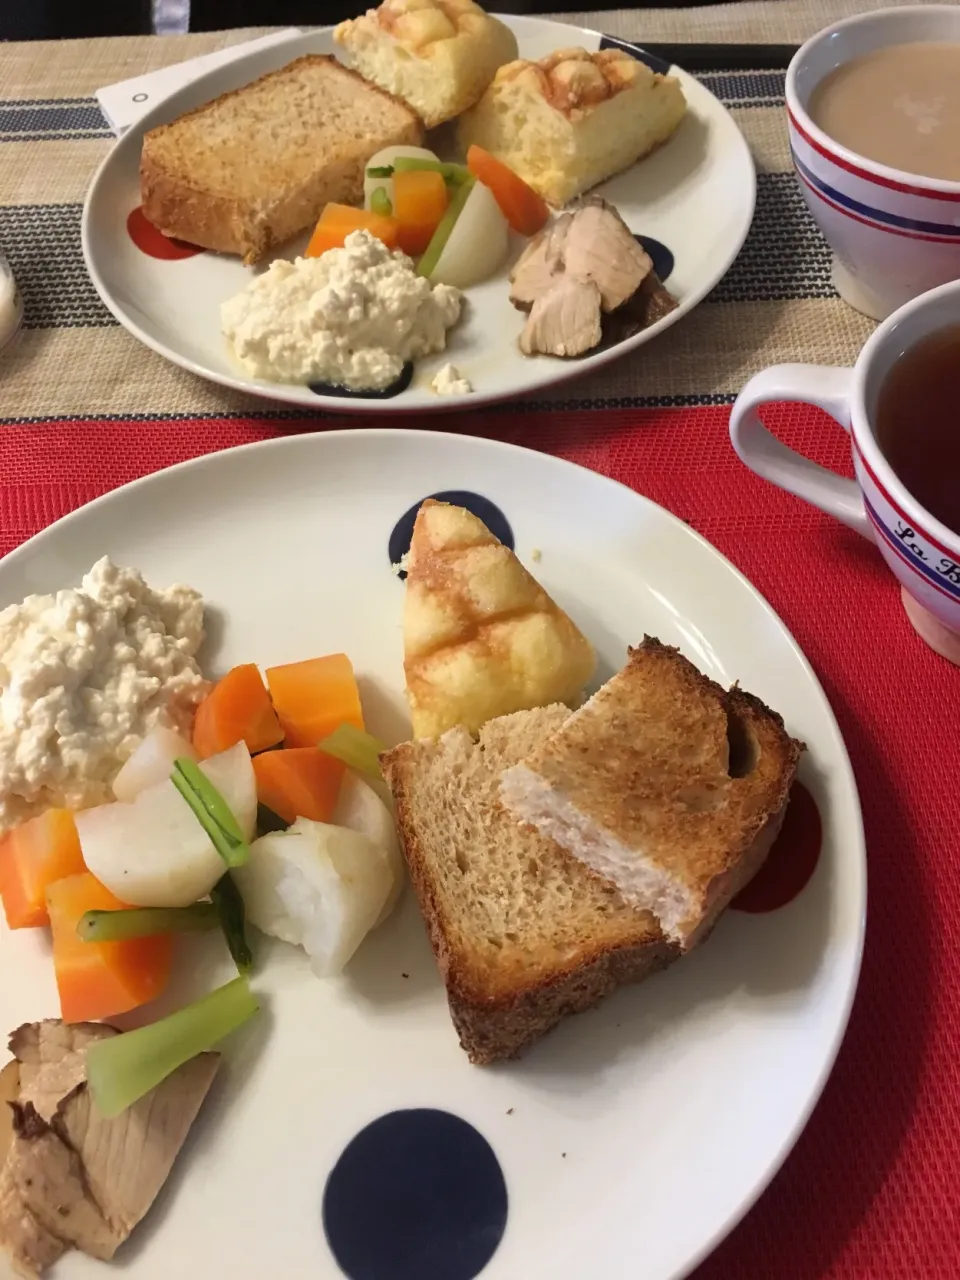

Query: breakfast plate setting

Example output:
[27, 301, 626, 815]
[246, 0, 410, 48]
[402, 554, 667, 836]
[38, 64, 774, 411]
[0, 431, 864, 1280]
[3, 3, 960, 1280]
[81, 14, 755, 413]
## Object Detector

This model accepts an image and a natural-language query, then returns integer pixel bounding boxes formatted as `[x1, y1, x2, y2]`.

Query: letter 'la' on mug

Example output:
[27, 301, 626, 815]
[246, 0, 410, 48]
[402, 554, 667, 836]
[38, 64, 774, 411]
[728, 277, 960, 666]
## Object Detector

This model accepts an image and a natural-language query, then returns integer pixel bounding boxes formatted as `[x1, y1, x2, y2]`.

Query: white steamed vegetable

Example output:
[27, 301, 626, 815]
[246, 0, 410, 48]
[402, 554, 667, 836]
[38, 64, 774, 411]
[112, 726, 198, 803]
[332, 772, 404, 925]
[429, 178, 509, 288]
[76, 742, 256, 909]
[364, 145, 439, 214]
[232, 818, 393, 976]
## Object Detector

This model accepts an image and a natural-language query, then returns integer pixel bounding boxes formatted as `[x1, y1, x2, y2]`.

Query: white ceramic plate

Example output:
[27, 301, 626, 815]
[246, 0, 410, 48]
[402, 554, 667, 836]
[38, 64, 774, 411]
[0, 431, 863, 1280]
[81, 18, 755, 414]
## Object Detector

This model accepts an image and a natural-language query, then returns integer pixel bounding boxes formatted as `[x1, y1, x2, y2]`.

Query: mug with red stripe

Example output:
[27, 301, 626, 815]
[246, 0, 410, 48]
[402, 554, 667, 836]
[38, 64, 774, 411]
[786, 5, 960, 322]
[728, 277, 960, 666]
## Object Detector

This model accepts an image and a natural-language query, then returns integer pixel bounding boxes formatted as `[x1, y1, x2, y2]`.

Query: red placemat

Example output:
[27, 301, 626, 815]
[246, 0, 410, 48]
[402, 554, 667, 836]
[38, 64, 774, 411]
[2, 404, 958, 1279]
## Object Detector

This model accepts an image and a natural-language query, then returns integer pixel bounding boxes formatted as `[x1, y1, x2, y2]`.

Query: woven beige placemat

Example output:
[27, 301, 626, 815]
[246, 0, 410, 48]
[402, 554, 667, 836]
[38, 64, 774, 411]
[0, 1, 896, 420]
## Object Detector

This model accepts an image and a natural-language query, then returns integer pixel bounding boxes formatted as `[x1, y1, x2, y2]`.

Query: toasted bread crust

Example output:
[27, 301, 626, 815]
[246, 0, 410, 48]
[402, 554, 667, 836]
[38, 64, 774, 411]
[501, 637, 804, 947]
[139, 55, 423, 263]
[382, 709, 675, 1065]
[385, 735, 674, 1064]
[445, 936, 674, 1065]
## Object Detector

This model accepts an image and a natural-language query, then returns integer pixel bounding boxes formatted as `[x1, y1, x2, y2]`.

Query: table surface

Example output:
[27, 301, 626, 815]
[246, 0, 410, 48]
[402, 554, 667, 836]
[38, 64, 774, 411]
[1, 4, 959, 1280]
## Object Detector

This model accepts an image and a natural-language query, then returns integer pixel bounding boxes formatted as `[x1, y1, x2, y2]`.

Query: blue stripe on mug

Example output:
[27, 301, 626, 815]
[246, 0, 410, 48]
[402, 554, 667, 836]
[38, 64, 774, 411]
[793, 152, 960, 240]
[863, 495, 960, 602]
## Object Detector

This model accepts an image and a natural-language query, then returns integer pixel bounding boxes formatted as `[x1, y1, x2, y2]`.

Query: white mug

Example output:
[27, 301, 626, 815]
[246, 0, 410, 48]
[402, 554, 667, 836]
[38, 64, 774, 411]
[729, 278, 960, 666]
[787, 5, 960, 321]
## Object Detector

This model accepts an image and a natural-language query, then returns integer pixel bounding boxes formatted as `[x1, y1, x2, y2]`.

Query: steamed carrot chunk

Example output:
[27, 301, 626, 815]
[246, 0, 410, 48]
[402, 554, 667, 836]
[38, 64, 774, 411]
[305, 204, 400, 257]
[47, 873, 172, 1023]
[0, 809, 86, 930]
[193, 663, 284, 759]
[265, 654, 364, 748]
[253, 749, 345, 824]
[465, 145, 549, 236]
[392, 169, 449, 257]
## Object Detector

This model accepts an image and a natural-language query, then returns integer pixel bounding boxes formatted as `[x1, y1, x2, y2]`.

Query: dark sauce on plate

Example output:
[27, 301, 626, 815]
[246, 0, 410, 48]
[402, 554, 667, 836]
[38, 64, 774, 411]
[309, 362, 414, 400]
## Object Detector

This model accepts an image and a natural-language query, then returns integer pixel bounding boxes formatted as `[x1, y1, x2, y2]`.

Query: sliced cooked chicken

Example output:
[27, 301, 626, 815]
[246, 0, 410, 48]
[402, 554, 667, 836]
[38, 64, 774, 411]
[11, 1104, 117, 1262]
[56, 1053, 219, 1242]
[0, 1022, 220, 1276]
[509, 213, 573, 310]
[519, 276, 603, 358]
[0, 1061, 17, 1158]
[0, 1161, 65, 1279]
[560, 199, 653, 313]
[11, 1022, 116, 1123]
[511, 197, 672, 360]
[0, 1062, 66, 1279]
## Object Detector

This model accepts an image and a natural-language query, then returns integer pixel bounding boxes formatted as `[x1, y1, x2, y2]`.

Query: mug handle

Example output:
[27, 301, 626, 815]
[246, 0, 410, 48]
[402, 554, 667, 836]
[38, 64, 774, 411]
[729, 364, 871, 538]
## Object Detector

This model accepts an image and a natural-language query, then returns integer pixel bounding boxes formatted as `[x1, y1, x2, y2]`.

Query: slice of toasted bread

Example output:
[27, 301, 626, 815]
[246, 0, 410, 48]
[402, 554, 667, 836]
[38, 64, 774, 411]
[500, 638, 804, 948]
[140, 54, 423, 264]
[381, 706, 675, 1064]
[457, 47, 687, 207]
[402, 499, 596, 739]
[334, 0, 518, 129]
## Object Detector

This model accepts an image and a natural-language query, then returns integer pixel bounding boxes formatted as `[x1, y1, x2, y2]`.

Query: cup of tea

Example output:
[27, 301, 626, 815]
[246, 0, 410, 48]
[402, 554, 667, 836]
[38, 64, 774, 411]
[787, 5, 960, 321]
[729, 278, 960, 665]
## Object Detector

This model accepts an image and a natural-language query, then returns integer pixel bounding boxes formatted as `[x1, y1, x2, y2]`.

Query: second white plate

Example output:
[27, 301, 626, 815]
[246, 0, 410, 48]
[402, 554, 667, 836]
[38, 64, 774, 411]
[81, 17, 755, 414]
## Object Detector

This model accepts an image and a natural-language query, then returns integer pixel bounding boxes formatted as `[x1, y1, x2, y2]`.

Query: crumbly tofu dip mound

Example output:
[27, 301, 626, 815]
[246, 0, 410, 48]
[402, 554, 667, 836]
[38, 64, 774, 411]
[0, 557, 208, 833]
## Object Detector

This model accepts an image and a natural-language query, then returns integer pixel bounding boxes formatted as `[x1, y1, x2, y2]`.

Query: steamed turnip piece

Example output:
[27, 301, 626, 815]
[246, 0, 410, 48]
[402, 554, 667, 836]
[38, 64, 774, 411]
[76, 743, 256, 909]
[429, 178, 509, 289]
[232, 818, 393, 976]
[112, 727, 199, 802]
[332, 773, 404, 925]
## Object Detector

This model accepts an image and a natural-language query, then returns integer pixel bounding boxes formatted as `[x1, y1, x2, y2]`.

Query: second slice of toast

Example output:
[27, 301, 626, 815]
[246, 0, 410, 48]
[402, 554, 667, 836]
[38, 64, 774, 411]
[500, 638, 804, 949]
[140, 55, 423, 263]
[381, 706, 675, 1064]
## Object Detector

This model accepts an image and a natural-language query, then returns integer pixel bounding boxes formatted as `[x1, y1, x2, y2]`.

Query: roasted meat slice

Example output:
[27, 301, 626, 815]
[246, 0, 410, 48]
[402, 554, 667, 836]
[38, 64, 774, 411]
[510, 197, 671, 359]
[519, 276, 603, 357]
[509, 212, 573, 310]
[0, 1022, 220, 1276]
[559, 199, 653, 312]
[12, 1021, 117, 1123]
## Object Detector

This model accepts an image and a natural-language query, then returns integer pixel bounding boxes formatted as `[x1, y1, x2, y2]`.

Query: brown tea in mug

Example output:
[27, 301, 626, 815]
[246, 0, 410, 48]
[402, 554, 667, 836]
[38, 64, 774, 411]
[808, 42, 960, 181]
[875, 325, 960, 536]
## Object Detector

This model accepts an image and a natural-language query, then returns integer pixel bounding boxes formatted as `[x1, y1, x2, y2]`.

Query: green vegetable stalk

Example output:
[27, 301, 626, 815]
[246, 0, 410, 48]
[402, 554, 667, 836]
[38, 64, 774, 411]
[86, 976, 259, 1119]
[392, 156, 471, 184]
[211, 874, 253, 975]
[172, 757, 250, 867]
[369, 186, 393, 217]
[318, 723, 387, 780]
[365, 165, 393, 178]
[417, 176, 476, 280]
[77, 904, 218, 942]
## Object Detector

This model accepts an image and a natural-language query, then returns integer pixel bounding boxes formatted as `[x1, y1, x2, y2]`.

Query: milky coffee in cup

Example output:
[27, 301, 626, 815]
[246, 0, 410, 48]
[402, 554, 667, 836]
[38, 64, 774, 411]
[808, 42, 960, 183]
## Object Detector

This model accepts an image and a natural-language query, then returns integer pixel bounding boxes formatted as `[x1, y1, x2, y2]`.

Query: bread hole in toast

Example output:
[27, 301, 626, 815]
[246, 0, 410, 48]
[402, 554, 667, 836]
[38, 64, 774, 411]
[726, 706, 760, 778]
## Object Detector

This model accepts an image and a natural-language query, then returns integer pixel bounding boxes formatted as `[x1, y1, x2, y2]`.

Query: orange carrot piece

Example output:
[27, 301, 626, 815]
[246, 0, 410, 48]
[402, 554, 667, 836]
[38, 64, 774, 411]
[265, 654, 365, 749]
[193, 663, 284, 759]
[305, 204, 401, 258]
[47, 873, 172, 1024]
[0, 809, 86, 930]
[465, 145, 550, 236]
[253, 749, 345, 824]
[392, 170, 449, 257]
